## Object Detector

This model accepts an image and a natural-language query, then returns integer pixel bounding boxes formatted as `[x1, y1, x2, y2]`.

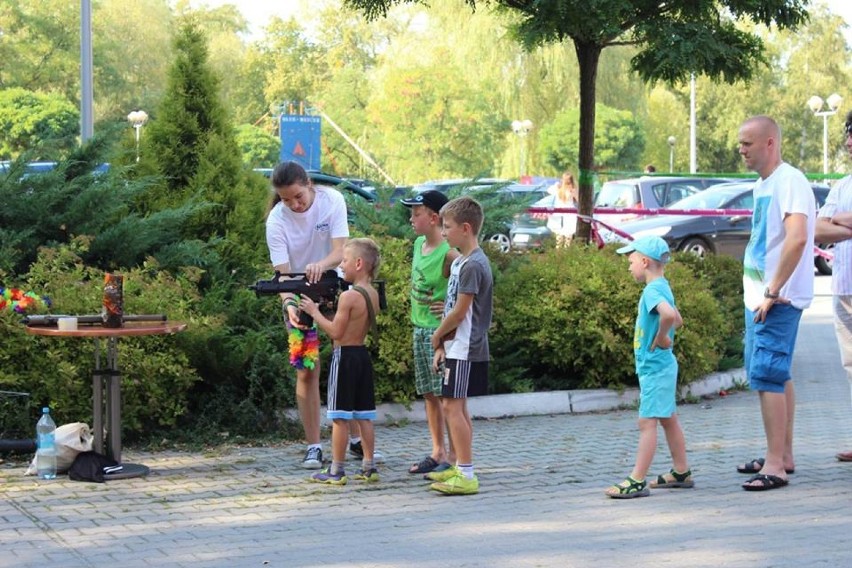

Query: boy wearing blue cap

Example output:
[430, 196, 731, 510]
[605, 235, 692, 498]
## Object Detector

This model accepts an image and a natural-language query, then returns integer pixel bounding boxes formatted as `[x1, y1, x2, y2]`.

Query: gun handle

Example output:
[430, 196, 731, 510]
[297, 311, 314, 328]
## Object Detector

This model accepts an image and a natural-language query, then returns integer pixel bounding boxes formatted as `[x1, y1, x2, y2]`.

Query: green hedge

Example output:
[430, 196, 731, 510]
[1, 237, 744, 442]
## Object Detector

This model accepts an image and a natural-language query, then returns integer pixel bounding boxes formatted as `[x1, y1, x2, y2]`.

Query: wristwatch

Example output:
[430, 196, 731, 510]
[764, 287, 779, 299]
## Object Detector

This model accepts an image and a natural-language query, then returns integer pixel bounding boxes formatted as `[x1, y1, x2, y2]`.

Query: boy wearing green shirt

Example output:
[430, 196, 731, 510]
[402, 191, 459, 475]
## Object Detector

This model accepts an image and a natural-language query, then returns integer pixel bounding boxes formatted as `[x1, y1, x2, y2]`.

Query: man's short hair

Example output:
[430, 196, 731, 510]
[440, 196, 484, 236]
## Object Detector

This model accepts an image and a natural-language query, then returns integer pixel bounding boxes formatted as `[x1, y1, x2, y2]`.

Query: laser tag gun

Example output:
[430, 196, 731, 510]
[22, 314, 168, 327]
[249, 270, 388, 328]
[249, 270, 345, 327]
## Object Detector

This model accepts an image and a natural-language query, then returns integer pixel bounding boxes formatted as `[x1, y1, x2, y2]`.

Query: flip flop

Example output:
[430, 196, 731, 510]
[742, 473, 789, 491]
[736, 457, 794, 475]
[408, 456, 439, 474]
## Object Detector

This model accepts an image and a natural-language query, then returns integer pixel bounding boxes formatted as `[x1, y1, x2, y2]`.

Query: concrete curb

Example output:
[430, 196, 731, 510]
[289, 368, 747, 426]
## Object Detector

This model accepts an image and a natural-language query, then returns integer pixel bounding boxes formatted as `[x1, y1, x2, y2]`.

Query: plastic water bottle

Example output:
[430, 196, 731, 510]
[36, 407, 57, 480]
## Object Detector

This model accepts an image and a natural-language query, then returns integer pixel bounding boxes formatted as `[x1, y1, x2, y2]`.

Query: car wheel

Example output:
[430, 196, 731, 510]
[487, 233, 511, 253]
[815, 243, 833, 276]
[678, 237, 713, 258]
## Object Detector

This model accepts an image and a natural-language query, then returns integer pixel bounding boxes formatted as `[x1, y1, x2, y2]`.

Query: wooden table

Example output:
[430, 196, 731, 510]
[26, 321, 187, 479]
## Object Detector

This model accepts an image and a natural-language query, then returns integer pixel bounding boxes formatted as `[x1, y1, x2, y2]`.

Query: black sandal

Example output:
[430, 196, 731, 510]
[408, 456, 439, 474]
[650, 468, 694, 488]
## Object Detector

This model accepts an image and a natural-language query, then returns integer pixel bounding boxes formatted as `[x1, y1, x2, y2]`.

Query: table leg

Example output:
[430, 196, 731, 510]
[93, 338, 104, 455]
[106, 337, 121, 463]
[97, 337, 149, 480]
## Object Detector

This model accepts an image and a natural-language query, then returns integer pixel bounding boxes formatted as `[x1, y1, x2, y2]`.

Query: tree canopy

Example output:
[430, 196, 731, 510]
[344, 0, 811, 239]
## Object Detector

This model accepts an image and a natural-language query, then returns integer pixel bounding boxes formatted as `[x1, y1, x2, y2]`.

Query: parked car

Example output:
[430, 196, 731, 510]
[410, 178, 547, 252]
[411, 177, 510, 195]
[511, 175, 736, 251]
[618, 181, 832, 274]
[484, 182, 550, 252]
[593, 175, 736, 225]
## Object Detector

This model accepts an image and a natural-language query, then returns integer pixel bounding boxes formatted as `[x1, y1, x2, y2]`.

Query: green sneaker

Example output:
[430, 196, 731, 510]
[353, 468, 380, 483]
[425, 465, 459, 482]
[309, 468, 347, 485]
[431, 472, 479, 495]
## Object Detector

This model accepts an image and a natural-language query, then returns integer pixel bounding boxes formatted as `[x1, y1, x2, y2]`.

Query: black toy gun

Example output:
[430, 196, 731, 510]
[249, 270, 387, 327]
[249, 270, 345, 327]
[23, 314, 167, 327]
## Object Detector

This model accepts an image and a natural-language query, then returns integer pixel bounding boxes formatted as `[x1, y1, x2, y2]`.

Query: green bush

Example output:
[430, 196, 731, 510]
[491, 243, 727, 393]
[1, 241, 205, 439]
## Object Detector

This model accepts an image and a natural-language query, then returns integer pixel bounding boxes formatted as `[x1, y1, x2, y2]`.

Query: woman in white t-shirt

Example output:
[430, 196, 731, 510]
[547, 171, 579, 246]
[265, 161, 349, 469]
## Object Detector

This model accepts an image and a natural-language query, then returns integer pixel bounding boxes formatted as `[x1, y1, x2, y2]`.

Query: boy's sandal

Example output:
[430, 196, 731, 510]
[650, 468, 694, 489]
[408, 456, 439, 474]
[605, 476, 650, 499]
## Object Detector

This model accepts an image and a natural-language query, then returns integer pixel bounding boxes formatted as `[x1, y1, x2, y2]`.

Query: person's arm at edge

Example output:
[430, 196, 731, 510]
[830, 211, 852, 229]
[815, 217, 852, 244]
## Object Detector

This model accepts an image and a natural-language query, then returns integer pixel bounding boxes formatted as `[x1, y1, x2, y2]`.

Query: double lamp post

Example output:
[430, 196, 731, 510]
[807, 93, 842, 175]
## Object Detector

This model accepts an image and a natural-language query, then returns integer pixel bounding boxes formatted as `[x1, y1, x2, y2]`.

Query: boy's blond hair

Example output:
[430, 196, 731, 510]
[440, 196, 484, 236]
[346, 238, 381, 279]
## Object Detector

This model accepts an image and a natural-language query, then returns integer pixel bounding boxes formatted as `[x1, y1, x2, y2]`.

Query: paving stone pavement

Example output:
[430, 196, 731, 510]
[2, 275, 851, 568]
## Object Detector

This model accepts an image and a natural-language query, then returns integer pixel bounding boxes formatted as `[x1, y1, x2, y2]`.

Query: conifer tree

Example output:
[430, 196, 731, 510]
[143, 17, 253, 246]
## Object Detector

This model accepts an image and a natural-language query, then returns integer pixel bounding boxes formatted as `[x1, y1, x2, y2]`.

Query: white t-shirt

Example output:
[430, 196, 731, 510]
[818, 175, 852, 296]
[743, 163, 815, 310]
[265, 186, 349, 272]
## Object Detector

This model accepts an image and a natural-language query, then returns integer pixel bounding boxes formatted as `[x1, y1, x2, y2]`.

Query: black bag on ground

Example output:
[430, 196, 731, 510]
[69, 451, 119, 483]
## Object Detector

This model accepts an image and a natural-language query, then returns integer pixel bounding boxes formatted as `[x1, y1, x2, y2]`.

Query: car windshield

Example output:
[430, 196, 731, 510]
[595, 182, 636, 207]
[667, 186, 749, 210]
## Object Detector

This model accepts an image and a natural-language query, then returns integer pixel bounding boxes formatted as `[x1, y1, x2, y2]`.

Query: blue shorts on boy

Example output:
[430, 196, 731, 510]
[326, 346, 377, 421]
[634, 278, 678, 419]
[744, 303, 802, 394]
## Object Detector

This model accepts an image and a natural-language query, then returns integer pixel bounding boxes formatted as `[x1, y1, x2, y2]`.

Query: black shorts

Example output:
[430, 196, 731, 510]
[441, 358, 489, 399]
[327, 346, 376, 420]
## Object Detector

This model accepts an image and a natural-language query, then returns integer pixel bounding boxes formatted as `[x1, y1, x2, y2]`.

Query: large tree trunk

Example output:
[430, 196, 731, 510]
[573, 40, 601, 243]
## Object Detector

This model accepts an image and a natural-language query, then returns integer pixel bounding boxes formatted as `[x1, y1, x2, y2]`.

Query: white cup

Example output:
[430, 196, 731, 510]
[57, 317, 78, 331]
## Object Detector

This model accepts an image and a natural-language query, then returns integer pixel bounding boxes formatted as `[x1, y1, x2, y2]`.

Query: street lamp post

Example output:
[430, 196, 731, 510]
[127, 110, 149, 162]
[511, 119, 533, 179]
[807, 93, 843, 175]
[667, 136, 676, 173]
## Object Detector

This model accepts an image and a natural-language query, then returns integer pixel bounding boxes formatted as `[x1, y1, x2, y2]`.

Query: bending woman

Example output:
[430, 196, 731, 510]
[265, 161, 348, 468]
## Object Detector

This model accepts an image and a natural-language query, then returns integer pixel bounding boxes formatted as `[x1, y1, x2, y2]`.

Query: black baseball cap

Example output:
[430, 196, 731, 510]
[400, 190, 449, 214]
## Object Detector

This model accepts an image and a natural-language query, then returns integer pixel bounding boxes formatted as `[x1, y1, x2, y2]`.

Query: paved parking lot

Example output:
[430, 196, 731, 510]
[2, 275, 850, 568]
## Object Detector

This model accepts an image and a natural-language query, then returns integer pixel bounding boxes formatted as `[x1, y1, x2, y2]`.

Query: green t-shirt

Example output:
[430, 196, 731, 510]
[410, 235, 451, 328]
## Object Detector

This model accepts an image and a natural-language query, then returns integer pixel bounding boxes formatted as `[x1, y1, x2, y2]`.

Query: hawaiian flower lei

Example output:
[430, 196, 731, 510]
[0, 286, 51, 314]
[288, 324, 320, 370]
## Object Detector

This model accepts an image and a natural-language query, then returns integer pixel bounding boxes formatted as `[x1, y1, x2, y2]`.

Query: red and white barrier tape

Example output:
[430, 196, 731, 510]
[526, 207, 833, 260]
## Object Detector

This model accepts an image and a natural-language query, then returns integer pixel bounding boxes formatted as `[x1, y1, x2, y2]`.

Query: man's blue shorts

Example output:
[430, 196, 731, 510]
[744, 304, 803, 394]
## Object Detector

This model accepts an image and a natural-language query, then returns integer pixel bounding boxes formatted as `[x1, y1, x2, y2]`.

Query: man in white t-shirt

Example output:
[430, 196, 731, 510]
[736, 116, 815, 491]
[815, 113, 852, 462]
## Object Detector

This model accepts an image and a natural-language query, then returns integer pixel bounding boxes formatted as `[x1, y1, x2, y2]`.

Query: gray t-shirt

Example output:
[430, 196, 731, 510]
[443, 247, 493, 362]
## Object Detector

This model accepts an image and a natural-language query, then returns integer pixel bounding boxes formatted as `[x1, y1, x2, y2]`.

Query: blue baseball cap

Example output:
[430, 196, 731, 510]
[616, 235, 671, 263]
